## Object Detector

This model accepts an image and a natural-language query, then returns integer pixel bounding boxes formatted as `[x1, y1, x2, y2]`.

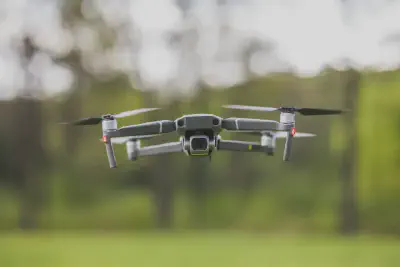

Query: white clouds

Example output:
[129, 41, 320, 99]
[73, 24, 101, 53]
[137, 41, 179, 90]
[1, 0, 400, 100]
[27, 52, 75, 95]
[0, 0, 74, 100]
[0, 49, 25, 97]
[129, 0, 183, 33]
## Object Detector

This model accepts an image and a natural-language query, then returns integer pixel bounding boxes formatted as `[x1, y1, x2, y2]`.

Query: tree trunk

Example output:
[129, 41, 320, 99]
[143, 91, 175, 229]
[340, 68, 360, 235]
[58, 51, 88, 157]
[15, 38, 47, 230]
[13, 98, 46, 230]
[188, 157, 209, 228]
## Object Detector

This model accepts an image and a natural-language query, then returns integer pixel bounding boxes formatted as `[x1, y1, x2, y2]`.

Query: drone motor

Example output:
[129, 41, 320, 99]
[102, 117, 118, 131]
[280, 112, 295, 125]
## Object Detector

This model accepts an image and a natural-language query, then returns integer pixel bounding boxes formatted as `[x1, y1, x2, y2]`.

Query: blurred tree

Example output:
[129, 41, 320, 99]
[11, 38, 48, 230]
[226, 39, 268, 197]
[339, 68, 360, 235]
[0, 136, 11, 183]
[58, 0, 90, 157]
[142, 91, 175, 229]
[13, 97, 47, 230]
[57, 51, 87, 157]
[0, 102, 15, 185]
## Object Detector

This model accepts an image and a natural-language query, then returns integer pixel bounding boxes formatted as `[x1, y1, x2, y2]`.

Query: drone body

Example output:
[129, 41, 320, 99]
[103, 113, 293, 167]
[63, 105, 346, 169]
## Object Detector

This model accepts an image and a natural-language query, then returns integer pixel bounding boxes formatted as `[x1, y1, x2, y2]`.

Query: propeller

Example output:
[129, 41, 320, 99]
[62, 108, 161, 126]
[223, 105, 348, 116]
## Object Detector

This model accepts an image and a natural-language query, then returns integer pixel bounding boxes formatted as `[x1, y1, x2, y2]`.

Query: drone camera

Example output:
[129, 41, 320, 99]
[189, 135, 210, 156]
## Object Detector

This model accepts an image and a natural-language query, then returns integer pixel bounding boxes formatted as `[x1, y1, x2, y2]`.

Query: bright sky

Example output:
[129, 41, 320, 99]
[0, 0, 400, 99]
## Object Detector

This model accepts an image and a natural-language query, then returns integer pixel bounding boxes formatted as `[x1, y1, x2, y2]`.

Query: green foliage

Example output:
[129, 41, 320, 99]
[357, 72, 400, 234]
[0, 70, 399, 235]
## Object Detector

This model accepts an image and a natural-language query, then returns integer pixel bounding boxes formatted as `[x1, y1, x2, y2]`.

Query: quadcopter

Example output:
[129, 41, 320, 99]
[63, 105, 346, 168]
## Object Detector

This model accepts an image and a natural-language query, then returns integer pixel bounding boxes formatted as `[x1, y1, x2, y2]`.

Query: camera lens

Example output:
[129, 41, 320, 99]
[191, 137, 208, 150]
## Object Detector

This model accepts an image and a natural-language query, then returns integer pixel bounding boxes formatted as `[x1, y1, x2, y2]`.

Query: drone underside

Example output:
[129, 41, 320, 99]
[113, 128, 316, 163]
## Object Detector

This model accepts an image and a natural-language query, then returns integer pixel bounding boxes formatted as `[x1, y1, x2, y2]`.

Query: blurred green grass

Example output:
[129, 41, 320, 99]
[1, 231, 399, 267]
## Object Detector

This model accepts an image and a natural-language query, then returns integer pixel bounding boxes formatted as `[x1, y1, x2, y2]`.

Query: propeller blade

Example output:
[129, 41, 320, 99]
[62, 108, 160, 126]
[113, 108, 161, 118]
[222, 105, 278, 112]
[296, 108, 347, 116]
[72, 117, 103, 125]
[223, 104, 348, 116]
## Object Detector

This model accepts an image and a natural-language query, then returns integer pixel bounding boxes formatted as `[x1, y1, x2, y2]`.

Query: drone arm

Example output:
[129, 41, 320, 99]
[107, 120, 176, 138]
[103, 136, 117, 168]
[136, 142, 183, 157]
[217, 140, 264, 152]
[221, 118, 290, 132]
[283, 132, 293, 161]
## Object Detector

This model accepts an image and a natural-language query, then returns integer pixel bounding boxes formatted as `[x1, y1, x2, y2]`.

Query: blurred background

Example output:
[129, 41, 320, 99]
[0, 0, 400, 266]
